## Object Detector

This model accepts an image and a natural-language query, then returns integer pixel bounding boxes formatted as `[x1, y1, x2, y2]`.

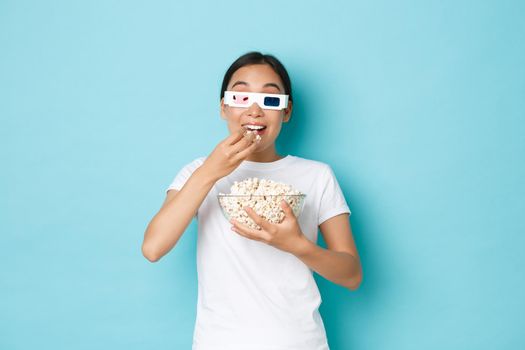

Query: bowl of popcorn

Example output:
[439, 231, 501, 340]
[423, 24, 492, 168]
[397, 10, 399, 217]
[218, 178, 306, 230]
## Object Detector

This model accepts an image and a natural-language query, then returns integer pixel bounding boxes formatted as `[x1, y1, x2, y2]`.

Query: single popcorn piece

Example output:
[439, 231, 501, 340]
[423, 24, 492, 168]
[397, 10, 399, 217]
[218, 178, 305, 230]
[244, 129, 262, 142]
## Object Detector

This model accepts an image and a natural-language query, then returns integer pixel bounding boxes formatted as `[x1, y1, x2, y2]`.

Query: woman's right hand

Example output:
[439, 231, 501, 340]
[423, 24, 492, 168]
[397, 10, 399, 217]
[201, 129, 260, 181]
[143, 130, 257, 262]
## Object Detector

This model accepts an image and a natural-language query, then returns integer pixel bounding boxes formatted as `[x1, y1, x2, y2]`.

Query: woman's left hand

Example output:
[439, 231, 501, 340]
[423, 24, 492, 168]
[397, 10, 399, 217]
[230, 200, 308, 255]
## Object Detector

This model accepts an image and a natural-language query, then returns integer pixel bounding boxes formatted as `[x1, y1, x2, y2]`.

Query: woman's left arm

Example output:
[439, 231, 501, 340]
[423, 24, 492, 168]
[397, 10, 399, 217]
[294, 213, 363, 290]
[230, 201, 362, 291]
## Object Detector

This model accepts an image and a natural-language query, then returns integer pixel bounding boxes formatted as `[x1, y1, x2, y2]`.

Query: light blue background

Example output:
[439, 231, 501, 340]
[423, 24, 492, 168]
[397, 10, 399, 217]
[1, 0, 524, 349]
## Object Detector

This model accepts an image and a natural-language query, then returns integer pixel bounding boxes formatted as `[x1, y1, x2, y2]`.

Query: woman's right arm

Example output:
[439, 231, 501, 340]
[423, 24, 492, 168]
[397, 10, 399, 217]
[141, 129, 258, 262]
[141, 166, 217, 262]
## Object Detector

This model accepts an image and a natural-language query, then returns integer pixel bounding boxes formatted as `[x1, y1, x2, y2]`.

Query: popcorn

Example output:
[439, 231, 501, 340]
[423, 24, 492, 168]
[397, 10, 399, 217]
[218, 178, 305, 230]
[245, 129, 262, 142]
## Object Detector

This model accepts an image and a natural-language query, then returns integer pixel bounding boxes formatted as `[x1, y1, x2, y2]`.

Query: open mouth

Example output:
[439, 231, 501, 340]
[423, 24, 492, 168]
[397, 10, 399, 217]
[243, 125, 267, 135]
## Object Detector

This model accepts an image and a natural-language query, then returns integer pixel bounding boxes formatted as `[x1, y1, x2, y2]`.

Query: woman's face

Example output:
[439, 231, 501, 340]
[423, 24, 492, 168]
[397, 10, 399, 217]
[220, 64, 292, 152]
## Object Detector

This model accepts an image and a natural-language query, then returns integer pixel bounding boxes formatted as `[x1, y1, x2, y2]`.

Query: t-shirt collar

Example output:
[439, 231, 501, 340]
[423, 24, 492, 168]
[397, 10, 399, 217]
[238, 154, 295, 171]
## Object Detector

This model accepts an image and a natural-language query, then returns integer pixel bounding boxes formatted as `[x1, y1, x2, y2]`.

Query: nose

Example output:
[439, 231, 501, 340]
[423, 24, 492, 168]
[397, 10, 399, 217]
[246, 102, 264, 117]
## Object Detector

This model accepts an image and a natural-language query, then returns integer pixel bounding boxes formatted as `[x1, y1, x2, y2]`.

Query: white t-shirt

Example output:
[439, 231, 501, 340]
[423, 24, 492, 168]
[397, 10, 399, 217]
[166, 154, 351, 350]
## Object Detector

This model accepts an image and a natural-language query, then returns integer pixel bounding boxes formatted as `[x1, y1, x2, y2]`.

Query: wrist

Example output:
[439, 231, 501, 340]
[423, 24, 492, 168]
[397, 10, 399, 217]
[291, 234, 316, 258]
[195, 164, 220, 186]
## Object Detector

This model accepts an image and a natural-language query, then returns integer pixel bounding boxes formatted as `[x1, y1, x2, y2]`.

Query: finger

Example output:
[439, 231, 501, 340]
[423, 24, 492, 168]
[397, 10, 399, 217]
[230, 219, 267, 242]
[232, 137, 259, 162]
[281, 199, 296, 219]
[230, 131, 256, 153]
[242, 206, 274, 232]
[232, 226, 262, 242]
[225, 128, 247, 146]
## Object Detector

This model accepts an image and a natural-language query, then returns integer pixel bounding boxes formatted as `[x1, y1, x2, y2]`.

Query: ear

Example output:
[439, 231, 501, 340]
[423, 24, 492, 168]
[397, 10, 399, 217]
[283, 101, 293, 123]
[220, 98, 227, 119]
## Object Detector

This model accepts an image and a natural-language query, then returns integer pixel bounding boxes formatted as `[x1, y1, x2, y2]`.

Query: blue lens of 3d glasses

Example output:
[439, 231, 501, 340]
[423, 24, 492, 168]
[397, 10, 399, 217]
[263, 96, 281, 107]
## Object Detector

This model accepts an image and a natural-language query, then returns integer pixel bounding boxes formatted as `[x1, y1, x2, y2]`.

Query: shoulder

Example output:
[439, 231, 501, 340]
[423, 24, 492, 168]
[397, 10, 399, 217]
[289, 155, 331, 174]
[194, 156, 207, 166]
[173, 156, 207, 175]
[288, 156, 344, 187]
[184, 156, 207, 169]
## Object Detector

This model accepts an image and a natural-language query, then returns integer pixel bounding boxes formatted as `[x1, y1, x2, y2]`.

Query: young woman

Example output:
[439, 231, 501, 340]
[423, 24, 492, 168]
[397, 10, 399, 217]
[142, 52, 362, 350]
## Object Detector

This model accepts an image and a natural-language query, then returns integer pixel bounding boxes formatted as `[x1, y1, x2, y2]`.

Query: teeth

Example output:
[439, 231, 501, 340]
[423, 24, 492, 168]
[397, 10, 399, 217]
[244, 125, 265, 130]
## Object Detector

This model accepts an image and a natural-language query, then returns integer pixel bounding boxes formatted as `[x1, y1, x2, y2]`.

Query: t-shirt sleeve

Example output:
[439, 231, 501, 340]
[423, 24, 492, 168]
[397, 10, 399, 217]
[317, 164, 351, 226]
[165, 157, 206, 193]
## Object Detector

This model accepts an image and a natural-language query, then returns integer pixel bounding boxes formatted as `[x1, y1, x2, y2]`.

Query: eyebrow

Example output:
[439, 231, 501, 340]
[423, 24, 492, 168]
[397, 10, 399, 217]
[230, 81, 283, 92]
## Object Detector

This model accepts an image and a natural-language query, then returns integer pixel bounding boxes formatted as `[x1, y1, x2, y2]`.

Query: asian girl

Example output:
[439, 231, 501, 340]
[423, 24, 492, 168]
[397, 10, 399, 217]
[142, 51, 362, 350]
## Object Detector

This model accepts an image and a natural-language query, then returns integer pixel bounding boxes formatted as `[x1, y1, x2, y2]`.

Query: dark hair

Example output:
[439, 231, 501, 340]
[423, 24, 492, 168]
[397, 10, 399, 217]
[220, 51, 293, 103]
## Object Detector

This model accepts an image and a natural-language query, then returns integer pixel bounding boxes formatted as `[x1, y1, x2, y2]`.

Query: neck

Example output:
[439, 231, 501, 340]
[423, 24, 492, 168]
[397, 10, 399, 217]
[245, 144, 285, 163]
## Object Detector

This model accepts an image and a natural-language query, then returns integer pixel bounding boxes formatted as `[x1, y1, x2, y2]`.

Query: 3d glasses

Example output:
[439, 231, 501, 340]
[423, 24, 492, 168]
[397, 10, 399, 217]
[223, 91, 289, 110]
